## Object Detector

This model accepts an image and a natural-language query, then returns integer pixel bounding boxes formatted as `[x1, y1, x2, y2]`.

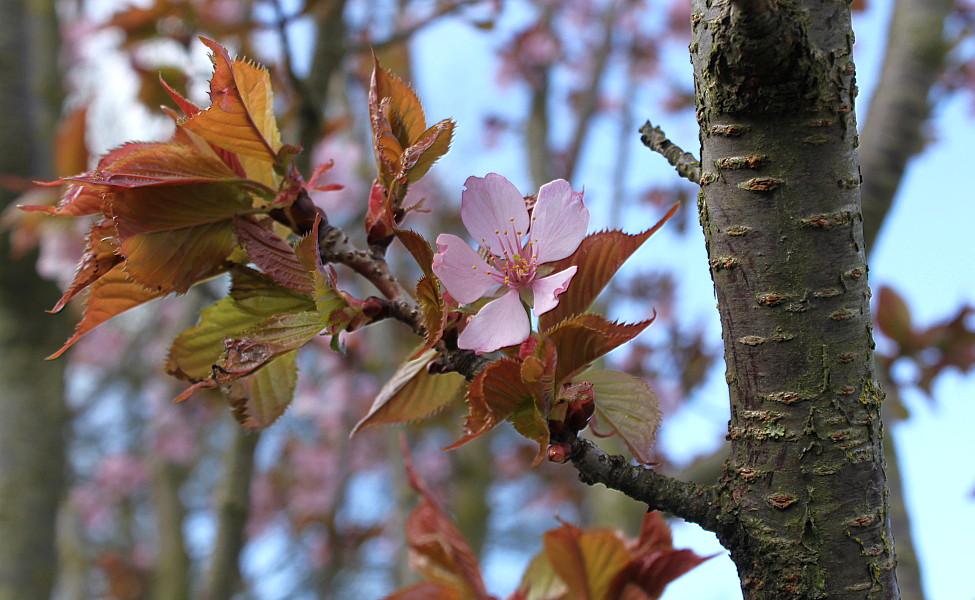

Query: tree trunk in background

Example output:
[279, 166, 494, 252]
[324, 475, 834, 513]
[0, 1, 70, 599]
[690, 1, 897, 597]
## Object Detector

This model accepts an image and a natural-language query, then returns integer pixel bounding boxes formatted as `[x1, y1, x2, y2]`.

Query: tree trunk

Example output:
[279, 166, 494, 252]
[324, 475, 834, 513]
[691, 1, 897, 597]
[0, 0, 70, 598]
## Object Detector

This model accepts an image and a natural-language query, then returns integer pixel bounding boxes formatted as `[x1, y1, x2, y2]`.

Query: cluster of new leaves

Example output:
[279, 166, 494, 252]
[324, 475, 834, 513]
[386, 447, 712, 600]
[23, 38, 385, 427]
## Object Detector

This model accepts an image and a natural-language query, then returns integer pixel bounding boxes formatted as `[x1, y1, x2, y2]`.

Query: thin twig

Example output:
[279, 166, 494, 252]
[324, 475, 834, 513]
[639, 121, 701, 184]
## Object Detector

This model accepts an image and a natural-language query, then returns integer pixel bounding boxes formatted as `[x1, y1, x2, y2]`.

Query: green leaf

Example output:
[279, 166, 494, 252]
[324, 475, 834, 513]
[227, 350, 298, 429]
[168, 271, 313, 379]
[580, 369, 661, 465]
[352, 348, 466, 434]
[542, 521, 630, 600]
[538, 204, 677, 332]
[546, 314, 655, 385]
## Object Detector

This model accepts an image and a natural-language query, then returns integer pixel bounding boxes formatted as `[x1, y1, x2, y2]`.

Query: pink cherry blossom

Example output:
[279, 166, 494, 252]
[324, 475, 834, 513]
[432, 173, 590, 353]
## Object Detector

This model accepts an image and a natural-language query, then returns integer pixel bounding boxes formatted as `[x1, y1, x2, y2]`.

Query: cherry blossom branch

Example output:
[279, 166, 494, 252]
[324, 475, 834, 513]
[567, 436, 723, 534]
[639, 121, 700, 184]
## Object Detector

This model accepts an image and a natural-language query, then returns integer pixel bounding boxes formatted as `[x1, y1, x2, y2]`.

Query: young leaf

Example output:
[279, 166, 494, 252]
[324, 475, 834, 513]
[49, 264, 166, 359]
[578, 369, 661, 465]
[402, 118, 455, 183]
[414, 274, 446, 358]
[370, 58, 427, 154]
[50, 219, 122, 313]
[395, 228, 436, 278]
[64, 142, 248, 189]
[166, 279, 313, 381]
[604, 512, 715, 600]
[381, 582, 464, 600]
[546, 314, 655, 385]
[402, 445, 493, 600]
[118, 219, 238, 293]
[352, 348, 466, 434]
[227, 349, 298, 429]
[445, 358, 539, 450]
[180, 38, 283, 164]
[542, 521, 630, 600]
[516, 550, 569, 600]
[234, 216, 314, 295]
[538, 203, 678, 332]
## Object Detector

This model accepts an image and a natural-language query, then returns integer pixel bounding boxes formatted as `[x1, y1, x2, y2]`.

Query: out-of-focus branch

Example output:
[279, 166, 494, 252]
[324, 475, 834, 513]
[567, 436, 722, 534]
[527, 69, 554, 188]
[349, 0, 485, 53]
[295, 0, 349, 176]
[150, 459, 190, 600]
[639, 121, 701, 184]
[564, 3, 618, 181]
[200, 426, 260, 600]
[858, 0, 953, 255]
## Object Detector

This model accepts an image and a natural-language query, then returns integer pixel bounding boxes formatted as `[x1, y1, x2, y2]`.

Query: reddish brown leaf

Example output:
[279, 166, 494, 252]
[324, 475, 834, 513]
[370, 58, 427, 151]
[875, 285, 915, 351]
[381, 582, 463, 600]
[538, 204, 677, 332]
[118, 219, 238, 292]
[401, 118, 455, 183]
[64, 142, 249, 189]
[395, 228, 436, 278]
[445, 358, 537, 450]
[53, 105, 89, 178]
[542, 521, 630, 600]
[547, 314, 655, 385]
[414, 275, 446, 358]
[48, 264, 166, 359]
[180, 38, 282, 163]
[234, 216, 314, 295]
[402, 445, 493, 600]
[51, 219, 121, 313]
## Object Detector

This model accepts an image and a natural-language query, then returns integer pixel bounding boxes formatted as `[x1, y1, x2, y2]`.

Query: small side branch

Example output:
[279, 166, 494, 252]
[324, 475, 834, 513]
[639, 121, 701, 184]
[568, 436, 722, 534]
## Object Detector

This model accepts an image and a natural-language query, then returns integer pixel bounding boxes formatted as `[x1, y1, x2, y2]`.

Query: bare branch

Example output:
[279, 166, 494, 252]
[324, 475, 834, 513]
[859, 0, 952, 255]
[639, 121, 701, 184]
[567, 436, 723, 534]
[200, 426, 260, 600]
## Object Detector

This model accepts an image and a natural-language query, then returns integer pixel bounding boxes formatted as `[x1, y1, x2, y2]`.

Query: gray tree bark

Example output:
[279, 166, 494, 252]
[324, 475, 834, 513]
[692, 1, 896, 596]
[0, 1, 70, 599]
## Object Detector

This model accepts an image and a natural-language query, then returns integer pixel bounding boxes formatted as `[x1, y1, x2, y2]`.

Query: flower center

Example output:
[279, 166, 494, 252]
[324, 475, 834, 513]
[492, 247, 537, 288]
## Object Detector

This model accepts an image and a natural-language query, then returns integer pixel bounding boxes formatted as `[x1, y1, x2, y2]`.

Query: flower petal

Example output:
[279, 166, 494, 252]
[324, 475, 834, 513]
[458, 288, 530, 353]
[432, 234, 497, 304]
[530, 179, 589, 263]
[461, 173, 529, 259]
[531, 266, 577, 316]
